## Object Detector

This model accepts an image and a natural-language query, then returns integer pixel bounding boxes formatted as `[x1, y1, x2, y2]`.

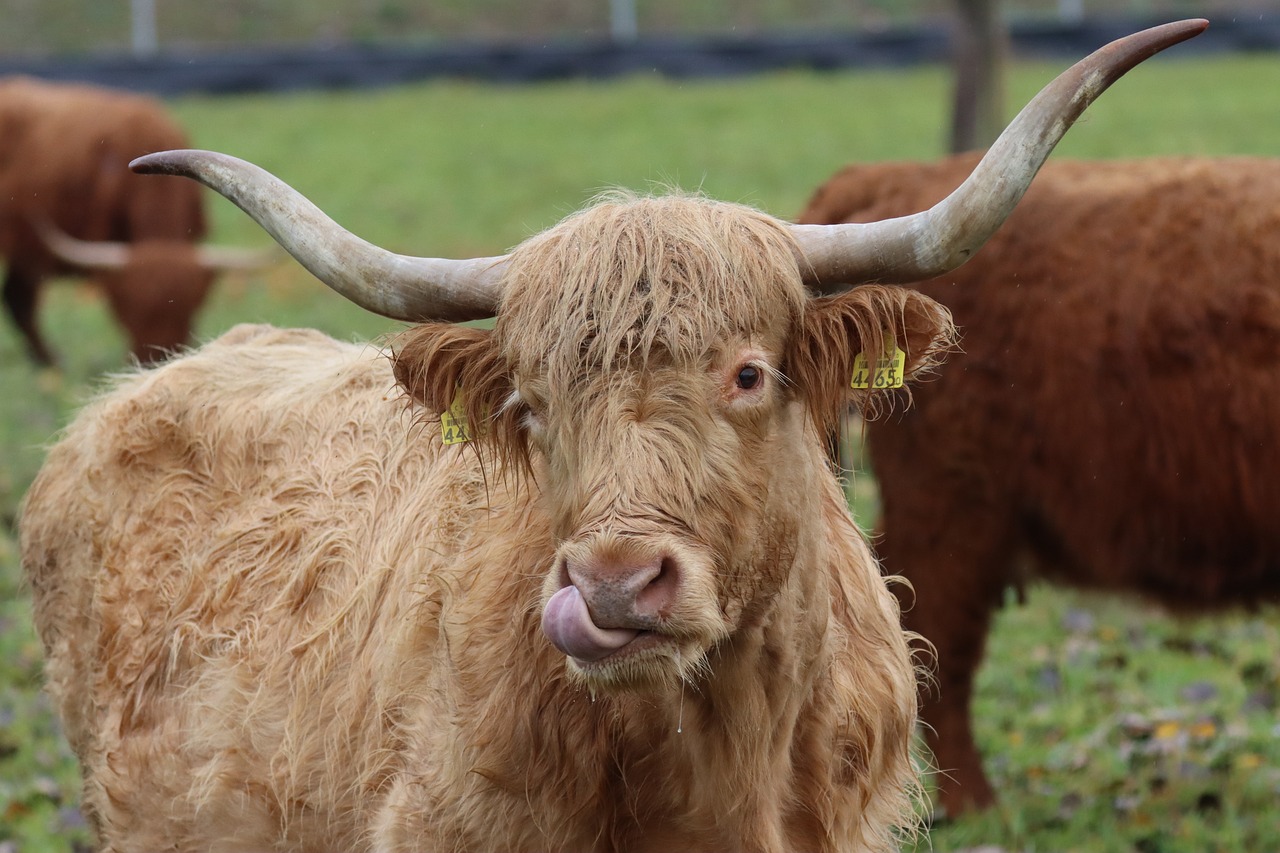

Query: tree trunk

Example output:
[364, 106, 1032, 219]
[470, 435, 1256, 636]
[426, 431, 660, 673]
[949, 0, 1008, 153]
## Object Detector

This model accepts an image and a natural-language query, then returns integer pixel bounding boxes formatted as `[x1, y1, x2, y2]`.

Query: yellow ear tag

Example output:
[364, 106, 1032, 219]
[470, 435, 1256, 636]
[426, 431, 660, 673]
[440, 388, 473, 446]
[850, 346, 906, 390]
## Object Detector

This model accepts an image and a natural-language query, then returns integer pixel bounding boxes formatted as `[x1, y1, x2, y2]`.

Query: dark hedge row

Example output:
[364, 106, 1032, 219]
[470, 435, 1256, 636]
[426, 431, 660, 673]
[0, 15, 1274, 97]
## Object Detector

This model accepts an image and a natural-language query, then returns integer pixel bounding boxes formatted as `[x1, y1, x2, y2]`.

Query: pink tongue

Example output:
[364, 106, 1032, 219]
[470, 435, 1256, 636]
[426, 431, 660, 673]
[542, 586, 639, 662]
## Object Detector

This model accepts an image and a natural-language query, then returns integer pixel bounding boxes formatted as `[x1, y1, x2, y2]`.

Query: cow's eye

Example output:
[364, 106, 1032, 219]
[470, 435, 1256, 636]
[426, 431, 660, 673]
[735, 365, 761, 390]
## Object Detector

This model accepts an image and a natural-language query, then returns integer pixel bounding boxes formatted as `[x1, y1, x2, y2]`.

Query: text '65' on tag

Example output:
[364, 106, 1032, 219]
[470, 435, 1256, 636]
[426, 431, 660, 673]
[850, 346, 906, 390]
[440, 388, 472, 446]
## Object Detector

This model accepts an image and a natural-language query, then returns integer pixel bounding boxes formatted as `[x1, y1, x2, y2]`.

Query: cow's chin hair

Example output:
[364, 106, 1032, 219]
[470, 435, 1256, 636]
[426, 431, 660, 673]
[564, 632, 711, 695]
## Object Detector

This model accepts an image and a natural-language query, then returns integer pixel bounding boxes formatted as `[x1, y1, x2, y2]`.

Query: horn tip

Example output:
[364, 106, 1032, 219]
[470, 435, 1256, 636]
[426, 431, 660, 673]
[1173, 18, 1209, 39]
[1155, 18, 1209, 46]
[130, 149, 212, 177]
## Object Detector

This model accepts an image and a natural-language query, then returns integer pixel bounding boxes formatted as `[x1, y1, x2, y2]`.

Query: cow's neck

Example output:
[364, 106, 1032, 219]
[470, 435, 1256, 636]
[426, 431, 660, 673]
[606, 437, 842, 848]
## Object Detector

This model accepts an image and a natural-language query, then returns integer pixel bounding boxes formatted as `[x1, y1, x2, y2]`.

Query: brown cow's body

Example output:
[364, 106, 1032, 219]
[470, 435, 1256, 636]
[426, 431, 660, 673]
[0, 76, 211, 364]
[799, 153, 1280, 814]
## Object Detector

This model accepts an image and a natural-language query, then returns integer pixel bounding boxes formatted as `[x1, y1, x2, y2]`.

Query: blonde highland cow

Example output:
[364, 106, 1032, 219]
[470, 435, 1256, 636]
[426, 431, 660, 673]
[20, 21, 1202, 853]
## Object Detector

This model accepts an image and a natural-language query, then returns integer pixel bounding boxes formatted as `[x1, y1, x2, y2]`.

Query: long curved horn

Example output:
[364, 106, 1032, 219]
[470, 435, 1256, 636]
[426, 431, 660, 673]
[130, 150, 506, 322]
[791, 18, 1208, 291]
[32, 217, 129, 270]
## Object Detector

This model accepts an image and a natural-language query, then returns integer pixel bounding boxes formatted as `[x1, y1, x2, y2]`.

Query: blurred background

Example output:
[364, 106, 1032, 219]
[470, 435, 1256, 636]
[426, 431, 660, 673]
[1, 3, 1278, 853]
[0, 0, 1261, 56]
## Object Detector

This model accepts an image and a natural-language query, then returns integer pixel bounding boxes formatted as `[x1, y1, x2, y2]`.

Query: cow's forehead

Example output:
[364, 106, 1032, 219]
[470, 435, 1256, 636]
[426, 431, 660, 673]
[495, 193, 805, 377]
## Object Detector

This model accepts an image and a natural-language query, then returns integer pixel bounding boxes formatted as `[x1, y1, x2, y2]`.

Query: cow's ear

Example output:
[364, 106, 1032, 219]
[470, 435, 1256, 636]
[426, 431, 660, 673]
[392, 323, 522, 458]
[787, 285, 955, 431]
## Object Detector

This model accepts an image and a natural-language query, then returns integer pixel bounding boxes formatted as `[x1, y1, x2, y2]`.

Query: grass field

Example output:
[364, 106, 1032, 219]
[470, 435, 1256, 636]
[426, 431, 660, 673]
[2, 49, 1279, 852]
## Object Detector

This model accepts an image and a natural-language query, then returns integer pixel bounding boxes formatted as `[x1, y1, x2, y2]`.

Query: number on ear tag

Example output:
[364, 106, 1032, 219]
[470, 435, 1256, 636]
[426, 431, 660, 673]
[850, 346, 906, 390]
[441, 388, 473, 446]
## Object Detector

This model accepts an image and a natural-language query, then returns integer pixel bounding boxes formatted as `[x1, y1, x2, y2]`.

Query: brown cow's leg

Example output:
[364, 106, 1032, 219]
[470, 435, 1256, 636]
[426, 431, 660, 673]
[3, 266, 55, 366]
[918, 593, 1000, 817]
[879, 500, 1012, 818]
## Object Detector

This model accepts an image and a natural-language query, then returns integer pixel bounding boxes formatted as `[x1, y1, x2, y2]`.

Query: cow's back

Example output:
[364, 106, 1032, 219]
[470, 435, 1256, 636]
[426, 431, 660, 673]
[20, 323, 498, 848]
[0, 76, 205, 252]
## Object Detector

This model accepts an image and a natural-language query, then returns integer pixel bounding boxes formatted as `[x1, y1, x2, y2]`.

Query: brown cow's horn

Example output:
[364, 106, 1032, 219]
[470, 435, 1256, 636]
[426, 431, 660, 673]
[37, 214, 280, 274]
[791, 18, 1208, 291]
[130, 150, 506, 322]
[32, 218, 129, 270]
[196, 245, 283, 272]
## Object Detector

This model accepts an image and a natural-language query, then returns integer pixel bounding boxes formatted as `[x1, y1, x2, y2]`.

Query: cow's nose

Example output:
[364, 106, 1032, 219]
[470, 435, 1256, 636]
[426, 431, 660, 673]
[564, 553, 680, 628]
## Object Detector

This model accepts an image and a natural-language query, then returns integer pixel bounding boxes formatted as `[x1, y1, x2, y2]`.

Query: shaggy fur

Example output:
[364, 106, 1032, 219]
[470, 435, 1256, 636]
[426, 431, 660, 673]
[23, 192, 954, 851]
[799, 153, 1280, 815]
[0, 76, 212, 364]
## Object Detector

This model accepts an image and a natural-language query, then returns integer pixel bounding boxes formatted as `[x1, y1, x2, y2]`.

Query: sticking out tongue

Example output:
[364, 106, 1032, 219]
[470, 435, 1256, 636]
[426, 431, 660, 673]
[542, 585, 639, 662]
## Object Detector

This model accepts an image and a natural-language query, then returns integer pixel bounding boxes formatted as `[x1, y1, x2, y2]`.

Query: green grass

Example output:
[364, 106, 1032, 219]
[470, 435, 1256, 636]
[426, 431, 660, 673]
[2, 52, 1279, 851]
[927, 586, 1279, 853]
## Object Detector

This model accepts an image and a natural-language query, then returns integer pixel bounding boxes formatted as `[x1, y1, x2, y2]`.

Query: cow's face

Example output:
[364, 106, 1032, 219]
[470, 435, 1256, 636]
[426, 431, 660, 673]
[99, 243, 216, 364]
[394, 194, 952, 689]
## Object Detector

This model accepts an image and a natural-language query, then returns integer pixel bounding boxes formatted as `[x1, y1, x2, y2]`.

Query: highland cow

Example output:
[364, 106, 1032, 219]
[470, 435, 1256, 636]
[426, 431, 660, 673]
[20, 22, 1202, 851]
[799, 149, 1279, 815]
[0, 76, 262, 365]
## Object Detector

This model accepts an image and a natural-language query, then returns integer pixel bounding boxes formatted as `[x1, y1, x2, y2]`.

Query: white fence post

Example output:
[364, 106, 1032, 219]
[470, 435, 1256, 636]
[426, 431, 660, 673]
[610, 0, 638, 42]
[131, 0, 159, 57]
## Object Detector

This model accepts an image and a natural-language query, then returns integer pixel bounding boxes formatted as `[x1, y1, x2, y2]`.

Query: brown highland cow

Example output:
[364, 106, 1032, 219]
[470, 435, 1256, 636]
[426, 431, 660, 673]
[0, 76, 262, 365]
[800, 150, 1280, 815]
